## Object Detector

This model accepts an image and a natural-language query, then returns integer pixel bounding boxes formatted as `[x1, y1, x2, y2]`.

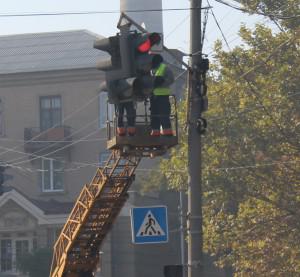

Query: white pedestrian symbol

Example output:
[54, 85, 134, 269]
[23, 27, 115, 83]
[137, 211, 165, 237]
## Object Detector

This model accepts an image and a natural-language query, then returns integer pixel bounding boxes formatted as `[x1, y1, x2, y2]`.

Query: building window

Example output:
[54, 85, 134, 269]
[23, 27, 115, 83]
[15, 240, 29, 271]
[99, 92, 114, 128]
[1, 239, 12, 272]
[0, 239, 30, 273]
[0, 98, 4, 136]
[41, 158, 64, 192]
[40, 95, 62, 131]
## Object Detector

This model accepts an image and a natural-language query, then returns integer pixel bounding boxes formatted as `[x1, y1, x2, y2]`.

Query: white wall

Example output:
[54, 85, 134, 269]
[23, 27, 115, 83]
[120, 0, 163, 33]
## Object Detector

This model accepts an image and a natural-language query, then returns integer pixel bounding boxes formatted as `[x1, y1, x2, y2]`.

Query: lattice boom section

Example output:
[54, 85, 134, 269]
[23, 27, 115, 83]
[50, 150, 141, 277]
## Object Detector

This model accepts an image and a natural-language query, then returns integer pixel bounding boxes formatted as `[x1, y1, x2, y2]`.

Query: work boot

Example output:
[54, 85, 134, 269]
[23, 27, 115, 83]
[127, 126, 136, 136]
[161, 129, 173, 136]
[150, 130, 160, 136]
[117, 127, 126, 136]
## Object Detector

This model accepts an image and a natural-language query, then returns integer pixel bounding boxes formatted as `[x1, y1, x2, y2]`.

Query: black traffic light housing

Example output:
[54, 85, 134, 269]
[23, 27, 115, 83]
[94, 35, 121, 71]
[94, 25, 141, 103]
[94, 28, 163, 103]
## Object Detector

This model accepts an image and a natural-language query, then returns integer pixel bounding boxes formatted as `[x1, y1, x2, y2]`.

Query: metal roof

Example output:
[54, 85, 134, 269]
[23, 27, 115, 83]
[0, 30, 107, 74]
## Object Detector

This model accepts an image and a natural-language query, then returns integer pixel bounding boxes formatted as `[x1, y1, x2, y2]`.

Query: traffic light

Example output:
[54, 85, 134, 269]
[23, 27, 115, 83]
[128, 32, 163, 100]
[94, 30, 163, 103]
[94, 30, 142, 103]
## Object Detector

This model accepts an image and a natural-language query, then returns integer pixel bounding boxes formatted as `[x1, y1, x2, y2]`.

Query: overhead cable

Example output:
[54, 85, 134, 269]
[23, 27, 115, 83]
[0, 7, 211, 18]
[214, 0, 300, 20]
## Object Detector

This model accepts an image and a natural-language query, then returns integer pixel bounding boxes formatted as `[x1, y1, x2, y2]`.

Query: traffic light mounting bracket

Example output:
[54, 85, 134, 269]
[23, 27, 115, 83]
[118, 13, 190, 70]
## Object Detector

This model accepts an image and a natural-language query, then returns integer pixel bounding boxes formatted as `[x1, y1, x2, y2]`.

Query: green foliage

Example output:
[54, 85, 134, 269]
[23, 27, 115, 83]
[18, 248, 53, 277]
[159, 4, 300, 276]
[138, 168, 169, 193]
[234, 0, 300, 30]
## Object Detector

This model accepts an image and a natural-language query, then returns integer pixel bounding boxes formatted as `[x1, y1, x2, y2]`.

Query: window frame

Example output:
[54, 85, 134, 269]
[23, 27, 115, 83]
[41, 158, 64, 192]
[39, 95, 62, 131]
[0, 238, 31, 274]
[99, 91, 114, 129]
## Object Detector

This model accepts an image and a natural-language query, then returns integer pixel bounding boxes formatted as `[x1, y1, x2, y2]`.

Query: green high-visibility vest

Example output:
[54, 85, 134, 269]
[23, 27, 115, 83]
[153, 63, 171, 96]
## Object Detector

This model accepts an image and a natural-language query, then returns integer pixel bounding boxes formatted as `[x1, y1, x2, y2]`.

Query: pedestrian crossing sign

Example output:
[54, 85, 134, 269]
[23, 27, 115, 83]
[130, 206, 168, 244]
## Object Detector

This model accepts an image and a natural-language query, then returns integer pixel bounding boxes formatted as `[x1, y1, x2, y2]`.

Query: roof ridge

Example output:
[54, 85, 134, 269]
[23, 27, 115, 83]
[0, 29, 99, 39]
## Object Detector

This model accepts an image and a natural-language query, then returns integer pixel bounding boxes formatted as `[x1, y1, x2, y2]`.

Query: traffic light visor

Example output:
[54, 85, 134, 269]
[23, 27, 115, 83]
[149, 32, 161, 46]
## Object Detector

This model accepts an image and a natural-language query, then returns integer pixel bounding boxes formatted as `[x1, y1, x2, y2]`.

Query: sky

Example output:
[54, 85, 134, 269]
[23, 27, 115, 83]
[0, 0, 276, 57]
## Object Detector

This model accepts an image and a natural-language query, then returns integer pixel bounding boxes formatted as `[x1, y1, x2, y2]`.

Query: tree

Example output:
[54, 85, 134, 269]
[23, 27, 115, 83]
[234, 0, 300, 30]
[159, 2, 300, 275]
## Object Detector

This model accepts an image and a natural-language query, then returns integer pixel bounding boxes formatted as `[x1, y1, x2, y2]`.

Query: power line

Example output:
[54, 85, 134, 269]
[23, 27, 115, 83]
[0, 93, 100, 159]
[212, 159, 300, 172]
[5, 117, 100, 165]
[0, 70, 187, 163]
[3, 69, 186, 165]
[2, 146, 299, 175]
[13, 129, 100, 166]
[165, 15, 190, 39]
[208, 91, 300, 122]
[132, 159, 300, 173]
[1, 68, 186, 169]
[204, 1, 290, 51]
[0, 137, 107, 143]
[214, 0, 300, 20]
[203, 3, 289, 56]
[1, 111, 99, 165]
[199, 1, 287, 56]
[0, 118, 102, 169]
[208, 2, 299, 149]
[0, 7, 211, 18]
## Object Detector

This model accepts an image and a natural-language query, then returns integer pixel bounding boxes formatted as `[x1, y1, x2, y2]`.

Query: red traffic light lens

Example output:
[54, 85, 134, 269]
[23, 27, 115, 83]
[137, 33, 161, 53]
[137, 39, 151, 53]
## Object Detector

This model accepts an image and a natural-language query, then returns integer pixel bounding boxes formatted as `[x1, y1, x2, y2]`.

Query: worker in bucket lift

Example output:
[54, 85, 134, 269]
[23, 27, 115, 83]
[116, 99, 136, 136]
[150, 55, 174, 136]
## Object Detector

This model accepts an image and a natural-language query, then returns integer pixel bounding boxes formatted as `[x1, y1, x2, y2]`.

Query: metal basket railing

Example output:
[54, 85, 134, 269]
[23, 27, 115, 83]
[106, 95, 178, 140]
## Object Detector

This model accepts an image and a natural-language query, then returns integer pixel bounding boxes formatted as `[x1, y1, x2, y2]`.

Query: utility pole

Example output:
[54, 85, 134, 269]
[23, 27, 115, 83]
[179, 190, 186, 277]
[187, 0, 208, 276]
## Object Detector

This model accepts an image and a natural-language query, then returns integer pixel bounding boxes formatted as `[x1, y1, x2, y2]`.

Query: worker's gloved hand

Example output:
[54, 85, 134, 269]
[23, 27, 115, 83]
[154, 76, 165, 87]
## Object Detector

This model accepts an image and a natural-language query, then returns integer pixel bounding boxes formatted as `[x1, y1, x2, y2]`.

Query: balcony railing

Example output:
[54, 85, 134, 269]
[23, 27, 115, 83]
[24, 126, 72, 153]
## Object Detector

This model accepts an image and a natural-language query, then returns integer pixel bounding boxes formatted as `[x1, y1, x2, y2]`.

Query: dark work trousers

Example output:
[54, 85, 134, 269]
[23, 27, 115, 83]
[150, 95, 171, 130]
[116, 102, 136, 127]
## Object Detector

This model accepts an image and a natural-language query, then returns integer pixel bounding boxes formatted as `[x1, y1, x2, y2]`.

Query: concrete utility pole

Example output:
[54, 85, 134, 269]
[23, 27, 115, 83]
[187, 0, 205, 276]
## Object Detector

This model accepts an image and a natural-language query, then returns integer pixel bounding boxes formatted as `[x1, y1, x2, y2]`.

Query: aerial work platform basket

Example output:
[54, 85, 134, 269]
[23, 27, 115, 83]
[106, 96, 178, 157]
